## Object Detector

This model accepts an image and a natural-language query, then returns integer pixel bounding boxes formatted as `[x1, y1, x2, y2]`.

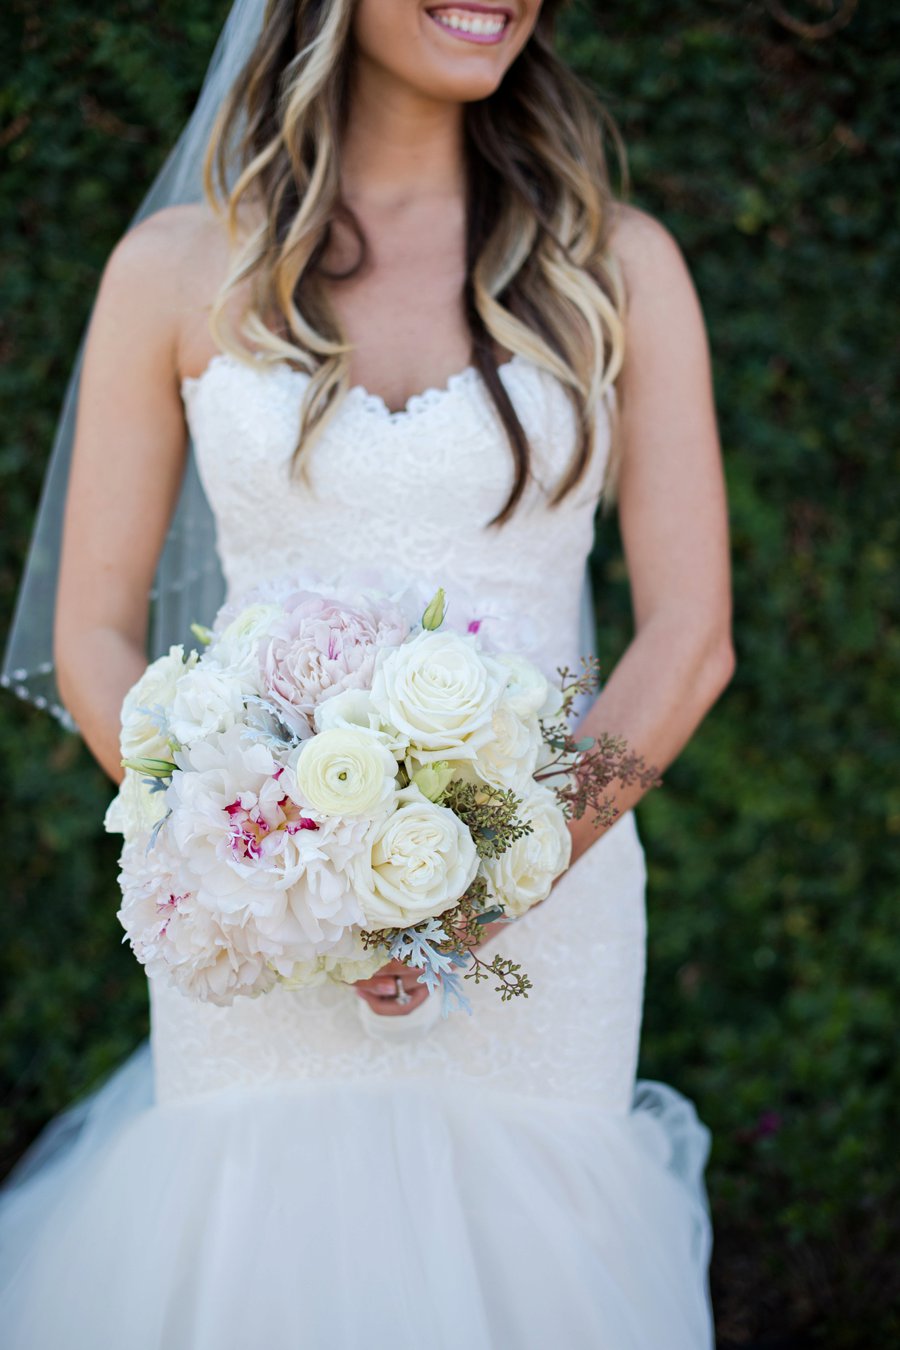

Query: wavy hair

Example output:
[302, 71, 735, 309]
[202, 0, 628, 521]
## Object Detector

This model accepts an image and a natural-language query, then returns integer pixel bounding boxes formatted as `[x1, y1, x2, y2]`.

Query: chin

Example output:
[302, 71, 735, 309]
[418, 3, 522, 99]
[354, 1, 538, 104]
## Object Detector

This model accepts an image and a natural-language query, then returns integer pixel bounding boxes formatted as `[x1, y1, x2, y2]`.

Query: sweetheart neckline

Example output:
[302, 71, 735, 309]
[180, 349, 528, 422]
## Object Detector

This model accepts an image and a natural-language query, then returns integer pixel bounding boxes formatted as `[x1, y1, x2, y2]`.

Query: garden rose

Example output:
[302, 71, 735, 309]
[370, 629, 507, 765]
[313, 687, 408, 756]
[120, 645, 197, 762]
[483, 784, 572, 917]
[357, 786, 479, 930]
[496, 653, 564, 720]
[104, 768, 169, 837]
[474, 699, 543, 790]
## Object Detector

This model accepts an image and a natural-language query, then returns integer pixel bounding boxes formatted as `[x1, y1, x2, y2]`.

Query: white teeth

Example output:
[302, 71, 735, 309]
[432, 9, 506, 36]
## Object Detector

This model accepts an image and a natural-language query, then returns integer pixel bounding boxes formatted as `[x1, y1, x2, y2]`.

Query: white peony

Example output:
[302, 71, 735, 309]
[167, 726, 367, 964]
[116, 831, 277, 1006]
[483, 784, 572, 918]
[288, 727, 399, 819]
[167, 727, 304, 899]
[370, 629, 507, 766]
[258, 813, 370, 966]
[169, 666, 247, 747]
[357, 785, 479, 930]
[120, 645, 197, 762]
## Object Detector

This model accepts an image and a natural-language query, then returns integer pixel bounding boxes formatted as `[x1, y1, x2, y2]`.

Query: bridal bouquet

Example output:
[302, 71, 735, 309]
[106, 577, 659, 1014]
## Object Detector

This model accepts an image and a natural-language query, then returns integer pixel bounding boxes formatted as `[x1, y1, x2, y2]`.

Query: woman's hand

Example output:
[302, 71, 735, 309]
[353, 957, 431, 1017]
[351, 825, 579, 1017]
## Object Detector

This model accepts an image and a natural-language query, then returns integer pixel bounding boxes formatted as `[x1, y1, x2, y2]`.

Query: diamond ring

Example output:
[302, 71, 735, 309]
[394, 977, 412, 1006]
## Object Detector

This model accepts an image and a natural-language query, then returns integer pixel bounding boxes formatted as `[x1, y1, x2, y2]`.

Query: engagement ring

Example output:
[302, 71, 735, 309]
[395, 977, 412, 1006]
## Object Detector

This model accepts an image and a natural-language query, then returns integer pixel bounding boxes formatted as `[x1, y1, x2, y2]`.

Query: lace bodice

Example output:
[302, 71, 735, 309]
[149, 350, 648, 1112]
[180, 350, 608, 683]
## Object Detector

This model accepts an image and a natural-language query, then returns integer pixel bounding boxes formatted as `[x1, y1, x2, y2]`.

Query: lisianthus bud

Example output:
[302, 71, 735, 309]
[411, 760, 454, 801]
[120, 756, 176, 778]
[421, 587, 446, 631]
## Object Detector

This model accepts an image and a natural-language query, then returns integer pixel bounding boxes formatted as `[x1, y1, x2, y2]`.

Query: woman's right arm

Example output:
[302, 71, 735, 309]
[54, 208, 196, 783]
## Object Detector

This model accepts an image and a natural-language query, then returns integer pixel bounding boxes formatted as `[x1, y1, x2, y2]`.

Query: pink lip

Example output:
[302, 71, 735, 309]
[426, 3, 513, 45]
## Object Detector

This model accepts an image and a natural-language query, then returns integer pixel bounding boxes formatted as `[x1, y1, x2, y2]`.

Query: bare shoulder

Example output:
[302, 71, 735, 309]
[102, 203, 225, 296]
[607, 202, 698, 307]
[96, 203, 241, 374]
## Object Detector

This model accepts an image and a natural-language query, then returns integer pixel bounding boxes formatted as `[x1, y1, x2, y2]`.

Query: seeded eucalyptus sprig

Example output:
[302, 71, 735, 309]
[438, 881, 533, 1000]
[525, 658, 664, 829]
[359, 875, 533, 1005]
[536, 726, 662, 829]
[556, 656, 604, 715]
[439, 779, 532, 859]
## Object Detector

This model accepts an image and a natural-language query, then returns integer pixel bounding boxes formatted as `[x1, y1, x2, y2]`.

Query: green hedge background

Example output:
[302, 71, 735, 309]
[1, 2, 897, 1345]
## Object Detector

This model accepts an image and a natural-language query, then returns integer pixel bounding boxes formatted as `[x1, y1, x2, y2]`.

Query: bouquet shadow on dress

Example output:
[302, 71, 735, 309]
[106, 578, 660, 1016]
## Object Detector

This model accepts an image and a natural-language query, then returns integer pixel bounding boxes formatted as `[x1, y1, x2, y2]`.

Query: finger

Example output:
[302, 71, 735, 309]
[355, 983, 429, 1017]
[356, 977, 404, 998]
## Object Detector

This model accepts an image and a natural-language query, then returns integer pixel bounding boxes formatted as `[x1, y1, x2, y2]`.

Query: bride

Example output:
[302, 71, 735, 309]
[0, 0, 733, 1346]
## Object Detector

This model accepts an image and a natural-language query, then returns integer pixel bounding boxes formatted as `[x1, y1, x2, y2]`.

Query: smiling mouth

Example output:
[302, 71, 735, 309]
[425, 5, 512, 44]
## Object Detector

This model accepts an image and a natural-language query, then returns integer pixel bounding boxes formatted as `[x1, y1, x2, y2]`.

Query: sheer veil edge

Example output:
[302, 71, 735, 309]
[1, 0, 598, 731]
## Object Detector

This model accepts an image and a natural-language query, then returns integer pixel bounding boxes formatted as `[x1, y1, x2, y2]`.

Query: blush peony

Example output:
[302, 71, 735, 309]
[259, 591, 409, 735]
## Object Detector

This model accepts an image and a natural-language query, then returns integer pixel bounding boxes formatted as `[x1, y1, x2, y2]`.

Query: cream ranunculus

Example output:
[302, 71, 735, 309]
[358, 785, 479, 930]
[288, 727, 399, 819]
[483, 784, 572, 918]
[120, 645, 197, 762]
[370, 629, 506, 766]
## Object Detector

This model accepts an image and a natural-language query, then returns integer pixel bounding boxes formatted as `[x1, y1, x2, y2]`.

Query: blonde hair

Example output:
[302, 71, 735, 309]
[202, 0, 628, 521]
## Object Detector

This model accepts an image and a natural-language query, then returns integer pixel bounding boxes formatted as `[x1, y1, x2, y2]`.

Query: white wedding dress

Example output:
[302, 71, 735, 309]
[0, 349, 715, 1348]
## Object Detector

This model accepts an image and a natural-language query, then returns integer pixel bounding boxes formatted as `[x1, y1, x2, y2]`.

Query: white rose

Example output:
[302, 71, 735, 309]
[358, 786, 479, 930]
[497, 653, 564, 720]
[288, 727, 398, 819]
[475, 698, 543, 790]
[483, 784, 572, 917]
[370, 630, 506, 766]
[323, 947, 389, 985]
[120, 645, 197, 761]
[104, 768, 169, 838]
[169, 666, 246, 746]
[278, 959, 329, 992]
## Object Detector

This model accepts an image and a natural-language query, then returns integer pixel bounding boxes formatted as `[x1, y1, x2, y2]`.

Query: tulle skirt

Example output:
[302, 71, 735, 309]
[0, 1039, 715, 1349]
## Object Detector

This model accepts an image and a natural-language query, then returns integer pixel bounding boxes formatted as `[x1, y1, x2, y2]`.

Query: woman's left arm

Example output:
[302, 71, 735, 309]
[566, 204, 735, 866]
